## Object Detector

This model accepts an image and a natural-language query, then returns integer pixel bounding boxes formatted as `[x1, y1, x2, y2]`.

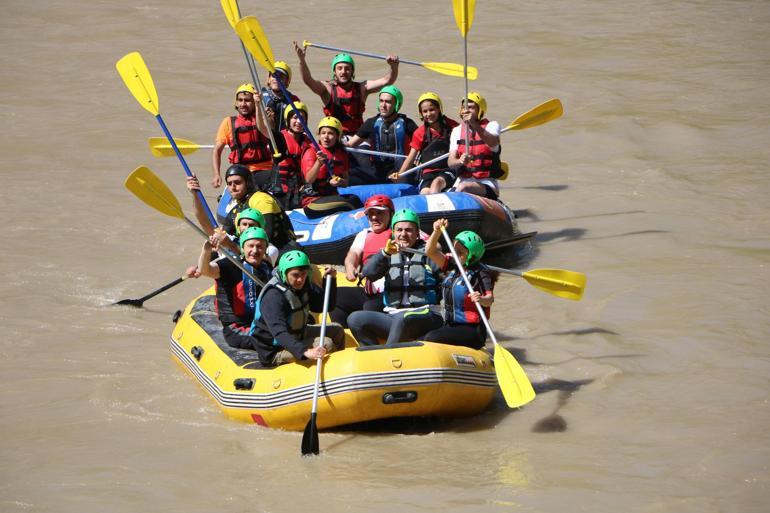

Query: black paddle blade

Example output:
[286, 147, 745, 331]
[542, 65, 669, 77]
[301, 413, 319, 456]
[113, 298, 144, 307]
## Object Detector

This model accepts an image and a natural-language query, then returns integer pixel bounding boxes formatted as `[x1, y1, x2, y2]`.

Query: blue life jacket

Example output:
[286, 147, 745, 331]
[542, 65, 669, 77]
[372, 115, 407, 164]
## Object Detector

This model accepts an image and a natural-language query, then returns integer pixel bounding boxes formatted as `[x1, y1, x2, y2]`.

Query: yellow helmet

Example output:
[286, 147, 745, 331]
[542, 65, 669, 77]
[463, 91, 487, 119]
[283, 102, 308, 124]
[317, 116, 342, 135]
[235, 83, 258, 97]
[417, 92, 443, 120]
[273, 61, 292, 83]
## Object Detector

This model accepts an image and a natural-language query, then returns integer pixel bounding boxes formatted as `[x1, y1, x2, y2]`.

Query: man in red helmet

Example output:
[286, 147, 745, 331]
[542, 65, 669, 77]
[330, 194, 394, 325]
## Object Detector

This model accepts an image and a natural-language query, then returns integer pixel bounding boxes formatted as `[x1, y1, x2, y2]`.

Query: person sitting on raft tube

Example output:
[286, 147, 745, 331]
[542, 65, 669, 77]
[260, 61, 301, 133]
[187, 164, 254, 237]
[447, 92, 504, 200]
[391, 92, 460, 194]
[211, 83, 284, 190]
[269, 102, 310, 210]
[423, 219, 497, 349]
[347, 209, 445, 346]
[197, 226, 273, 352]
[300, 116, 350, 207]
[345, 85, 418, 185]
[330, 194, 395, 326]
[251, 250, 346, 366]
[294, 41, 399, 136]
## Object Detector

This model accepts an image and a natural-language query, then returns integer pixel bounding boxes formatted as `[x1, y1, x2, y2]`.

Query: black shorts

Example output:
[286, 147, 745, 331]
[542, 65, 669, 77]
[419, 169, 456, 191]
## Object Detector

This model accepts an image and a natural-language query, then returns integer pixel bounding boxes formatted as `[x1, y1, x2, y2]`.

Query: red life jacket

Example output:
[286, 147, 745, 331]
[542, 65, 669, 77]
[323, 81, 365, 135]
[229, 115, 272, 169]
[361, 228, 392, 294]
[277, 129, 307, 194]
[362, 228, 392, 265]
[455, 119, 503, 179]
[301, 144, 349, 204]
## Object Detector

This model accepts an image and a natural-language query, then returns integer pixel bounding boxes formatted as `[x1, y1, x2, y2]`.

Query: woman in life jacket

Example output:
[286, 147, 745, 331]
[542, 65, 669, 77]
[197, 226, 273, 353]
[447, 91, 504, 200]
[211, 83, 283, 190]
[293, 42, 400, 136]
[391, 92, 460, 194]
[270, 102, 310, 210]
[347, 209, 446, 346]
[300, 116, 353, 212]
[250, 250, 346, 366]
[260, 61, 301, 133]
[330, 194, 395, 326]
[423, 219, 497, 349]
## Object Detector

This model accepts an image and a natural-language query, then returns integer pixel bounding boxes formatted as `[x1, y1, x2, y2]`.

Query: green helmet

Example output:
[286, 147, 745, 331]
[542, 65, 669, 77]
[390, 208, 420, 229]
[331, 53, 355, 78]
[239, 226, 269, 250]
[235, 208, 265, 235]
[278, 250, 311, 282]
[454, 230, 485, 265]
[379, 85, 403, 112]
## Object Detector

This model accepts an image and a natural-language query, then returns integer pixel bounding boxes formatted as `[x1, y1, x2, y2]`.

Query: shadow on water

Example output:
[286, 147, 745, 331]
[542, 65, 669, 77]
[530, 377, 594, 433]
[515, 209, 646, 223]
[500, 184, 570, 192]
[493, 327, 619, 344]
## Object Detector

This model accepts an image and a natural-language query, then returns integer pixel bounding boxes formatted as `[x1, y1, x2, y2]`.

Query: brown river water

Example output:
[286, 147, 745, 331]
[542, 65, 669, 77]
[2, 0, 769, 511]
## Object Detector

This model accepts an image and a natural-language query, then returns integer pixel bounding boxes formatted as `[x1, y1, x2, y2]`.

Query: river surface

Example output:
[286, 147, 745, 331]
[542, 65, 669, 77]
[1, 0, 769, 511]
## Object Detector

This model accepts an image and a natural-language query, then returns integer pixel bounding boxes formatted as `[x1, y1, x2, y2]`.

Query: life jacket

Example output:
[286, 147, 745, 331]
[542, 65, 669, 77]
[361, 228, 392, 294]
[372, 115, 407, 164]
[455, 119, 503, 179]
[441, 264, 491, 324]
[251, 273, 309, 341]
[384, 250, 439, 309]
[301, 144, 348, 201]
[214, 260, 271, 326]
[276, 129, 307, 195]
[362, 229, 392, 265]
[418, 117, 454, 174]
[229, 115, 272, 169]
[324, 80, 365, 134]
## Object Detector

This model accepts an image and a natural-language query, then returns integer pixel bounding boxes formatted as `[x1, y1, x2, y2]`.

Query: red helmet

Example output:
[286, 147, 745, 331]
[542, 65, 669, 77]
[363, 194, 394, 213]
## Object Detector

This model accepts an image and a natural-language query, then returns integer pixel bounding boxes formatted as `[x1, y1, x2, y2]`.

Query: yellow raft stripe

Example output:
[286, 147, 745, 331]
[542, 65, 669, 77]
[170, 337, 496, 410]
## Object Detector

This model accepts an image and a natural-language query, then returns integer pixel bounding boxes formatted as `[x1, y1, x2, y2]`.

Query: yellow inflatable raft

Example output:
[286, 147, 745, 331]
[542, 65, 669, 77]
[170, 288, 497, 430]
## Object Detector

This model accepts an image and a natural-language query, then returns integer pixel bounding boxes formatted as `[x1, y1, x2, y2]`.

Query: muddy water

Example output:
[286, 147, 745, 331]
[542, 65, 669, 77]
[1, 0, 769, 511]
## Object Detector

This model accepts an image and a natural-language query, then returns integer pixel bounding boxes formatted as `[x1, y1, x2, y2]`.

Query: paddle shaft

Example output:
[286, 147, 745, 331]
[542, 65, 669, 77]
[398, 151, 451, 178]
[347, 146, 407, 159]
[119, 255, 225, 306]
[155, 115, 218, 228]
[310, 274, 333, 414]
[305, 41, 424, 67]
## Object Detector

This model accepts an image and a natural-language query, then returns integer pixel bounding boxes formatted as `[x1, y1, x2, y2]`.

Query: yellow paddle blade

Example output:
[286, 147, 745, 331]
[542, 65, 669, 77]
[452, 0, 476, 36]
[522, 268, 586, 301]
[493, 343, 536, 408]
[235, 16, 276, 73]
[116, 52, 160, 116]
[498, 161, 509, 181]
[422, 61, 478, 80]
[148, 137, 202, 158]
[505, 98, 564, 131]
[220, 0, 240, 28]
[124, 166, 184, 219]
